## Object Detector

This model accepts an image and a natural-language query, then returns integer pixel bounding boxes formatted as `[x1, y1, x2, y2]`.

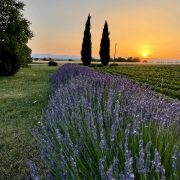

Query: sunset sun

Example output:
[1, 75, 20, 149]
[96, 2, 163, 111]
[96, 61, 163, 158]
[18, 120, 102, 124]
[140, 49, 150, 58]
[142, 51, 148, 58]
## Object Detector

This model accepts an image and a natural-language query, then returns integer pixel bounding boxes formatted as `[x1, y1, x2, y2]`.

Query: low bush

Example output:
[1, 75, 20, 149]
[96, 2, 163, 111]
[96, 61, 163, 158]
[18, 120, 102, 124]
[48, 60, 58, 66]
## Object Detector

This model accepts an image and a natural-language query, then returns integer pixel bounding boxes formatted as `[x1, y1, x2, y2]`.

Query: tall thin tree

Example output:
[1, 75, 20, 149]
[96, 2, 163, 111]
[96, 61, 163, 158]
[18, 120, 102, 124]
[81, 14, 92, 66]
[99, 21, 110, 66]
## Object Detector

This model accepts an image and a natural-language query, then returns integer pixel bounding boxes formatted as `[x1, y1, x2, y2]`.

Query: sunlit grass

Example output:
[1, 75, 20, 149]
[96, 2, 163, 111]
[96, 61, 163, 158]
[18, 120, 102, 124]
[0, 65, 58, 179]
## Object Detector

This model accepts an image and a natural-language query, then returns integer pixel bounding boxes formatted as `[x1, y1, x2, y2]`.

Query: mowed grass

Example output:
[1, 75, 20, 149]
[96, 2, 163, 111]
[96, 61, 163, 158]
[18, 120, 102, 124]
[0, 65, 58, 179]
[94, 64, 180, 99]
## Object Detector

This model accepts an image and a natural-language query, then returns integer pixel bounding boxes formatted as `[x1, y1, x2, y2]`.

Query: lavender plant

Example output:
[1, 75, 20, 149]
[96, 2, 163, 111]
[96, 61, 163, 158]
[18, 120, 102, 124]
[34, 64, 180, 179]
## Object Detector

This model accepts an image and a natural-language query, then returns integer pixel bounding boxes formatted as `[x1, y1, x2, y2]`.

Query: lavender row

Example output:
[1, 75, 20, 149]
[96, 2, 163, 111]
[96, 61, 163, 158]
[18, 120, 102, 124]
[51, 64, 180, 127]
[34, 64, 180, 179]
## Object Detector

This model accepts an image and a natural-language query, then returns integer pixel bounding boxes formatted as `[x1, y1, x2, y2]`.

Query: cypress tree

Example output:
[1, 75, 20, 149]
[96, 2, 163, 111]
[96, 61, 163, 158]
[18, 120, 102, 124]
[81, 14, 92, 66]
[99, 21, 110, 66]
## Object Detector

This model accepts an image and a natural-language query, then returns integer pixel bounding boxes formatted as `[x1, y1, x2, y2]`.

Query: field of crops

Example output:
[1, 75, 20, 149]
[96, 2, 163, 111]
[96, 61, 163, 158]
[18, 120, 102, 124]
[29, 64, 180, 179]
[94, 65, 180, 99]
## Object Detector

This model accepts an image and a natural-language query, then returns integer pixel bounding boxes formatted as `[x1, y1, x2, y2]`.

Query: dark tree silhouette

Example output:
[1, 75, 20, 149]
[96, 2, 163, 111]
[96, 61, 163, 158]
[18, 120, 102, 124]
[0, 0, 33, 76]
[81, 14, 92, 66]
[0, 42, 20, 76]
[99, 21, 110, 66]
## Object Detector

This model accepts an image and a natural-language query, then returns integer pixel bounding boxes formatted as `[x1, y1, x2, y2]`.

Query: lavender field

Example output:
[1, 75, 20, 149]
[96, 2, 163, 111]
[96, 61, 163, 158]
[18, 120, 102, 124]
[30, 64, 180, 179]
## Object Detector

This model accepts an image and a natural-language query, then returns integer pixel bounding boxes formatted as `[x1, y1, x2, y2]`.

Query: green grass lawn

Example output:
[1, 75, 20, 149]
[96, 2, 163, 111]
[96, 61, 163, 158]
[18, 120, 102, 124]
[0, 65, 58, 179]
[94, 64, 180, 99]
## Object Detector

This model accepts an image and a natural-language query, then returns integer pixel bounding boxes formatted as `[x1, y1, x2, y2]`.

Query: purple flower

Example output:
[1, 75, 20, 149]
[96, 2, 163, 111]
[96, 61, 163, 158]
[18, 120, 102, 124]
[26, 160, 40, 180]
[152, 149, 162, 174]
[172, 145, 180, 177]
[106, 165, 114, 179]
[136, 134, 146, 175]
[99, 158, 106, 179]
[34, 64, 180, 179]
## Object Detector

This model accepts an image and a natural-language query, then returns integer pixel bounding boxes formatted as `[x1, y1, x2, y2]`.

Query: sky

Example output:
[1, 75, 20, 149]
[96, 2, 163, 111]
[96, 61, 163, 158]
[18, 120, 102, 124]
[23, 0, 180, 59]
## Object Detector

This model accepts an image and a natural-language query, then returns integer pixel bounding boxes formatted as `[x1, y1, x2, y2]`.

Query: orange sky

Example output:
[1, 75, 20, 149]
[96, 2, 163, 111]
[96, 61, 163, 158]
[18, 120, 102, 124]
[24, 0, 180, 59]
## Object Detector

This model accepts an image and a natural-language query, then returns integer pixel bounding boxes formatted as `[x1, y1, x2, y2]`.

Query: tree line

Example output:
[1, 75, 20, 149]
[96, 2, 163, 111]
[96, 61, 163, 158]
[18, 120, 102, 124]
[81, 14, 110, 66]
[113, 57, 141, 63]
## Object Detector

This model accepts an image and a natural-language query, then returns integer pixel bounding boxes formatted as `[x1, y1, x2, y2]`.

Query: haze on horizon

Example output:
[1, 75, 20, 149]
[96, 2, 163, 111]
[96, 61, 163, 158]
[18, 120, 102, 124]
[23, 0, 180, 59]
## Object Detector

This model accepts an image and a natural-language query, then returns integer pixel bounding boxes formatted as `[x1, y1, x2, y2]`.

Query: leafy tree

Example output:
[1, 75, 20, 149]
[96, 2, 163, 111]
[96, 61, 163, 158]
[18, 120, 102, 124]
[0, 0, 33, 76]
[115, 57, 127, 62]
[99, 21, 110, 66]
[48, 60, 58, 66]
[127, 57, 141, 62]
[81, 14, 92, 66]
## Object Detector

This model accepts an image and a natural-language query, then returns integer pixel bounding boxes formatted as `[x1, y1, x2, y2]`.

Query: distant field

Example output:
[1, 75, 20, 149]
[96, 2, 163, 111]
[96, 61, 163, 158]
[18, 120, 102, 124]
[94, 64, 180, 99]
[32, 60, 180, 66]
[0, 65, 58, 179]
[32, 60, 82, 65]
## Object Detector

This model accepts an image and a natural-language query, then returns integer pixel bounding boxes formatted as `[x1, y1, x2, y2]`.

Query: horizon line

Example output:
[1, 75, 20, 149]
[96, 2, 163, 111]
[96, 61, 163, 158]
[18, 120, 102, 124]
[31, 53, 180, 60]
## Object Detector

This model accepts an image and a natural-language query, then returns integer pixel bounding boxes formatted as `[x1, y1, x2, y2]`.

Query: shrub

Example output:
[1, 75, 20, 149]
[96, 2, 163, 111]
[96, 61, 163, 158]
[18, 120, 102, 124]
[48, 61, 58, 66]
[113, 57, 127, 62]
[127, 57, 141, 62]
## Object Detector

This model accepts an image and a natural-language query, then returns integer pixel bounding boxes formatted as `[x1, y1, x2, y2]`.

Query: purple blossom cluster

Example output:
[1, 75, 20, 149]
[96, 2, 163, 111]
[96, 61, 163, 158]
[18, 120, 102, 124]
[36, 64, 180, 179]
[51, 64, 180, 126]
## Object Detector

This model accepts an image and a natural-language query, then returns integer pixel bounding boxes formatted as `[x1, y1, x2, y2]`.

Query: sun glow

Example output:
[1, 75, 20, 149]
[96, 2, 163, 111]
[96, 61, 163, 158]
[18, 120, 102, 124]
[140, 49, 150, 58]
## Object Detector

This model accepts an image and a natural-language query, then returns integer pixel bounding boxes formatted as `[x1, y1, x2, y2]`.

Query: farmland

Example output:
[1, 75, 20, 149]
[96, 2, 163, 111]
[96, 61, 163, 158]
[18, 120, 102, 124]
[0, 65, 58, 179]
[94, 64, 180, 99]
[32, 64, 180, 179]
[0, 64, 180, 179]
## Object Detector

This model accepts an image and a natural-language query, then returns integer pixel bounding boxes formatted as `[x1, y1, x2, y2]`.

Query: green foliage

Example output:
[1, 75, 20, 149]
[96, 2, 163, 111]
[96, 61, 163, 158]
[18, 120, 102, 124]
[100, 21, 110, 66]
[48, 60, 58, 66]
[81, 14, 92, 66]
[0, 0, 33, 76]
[112, 57, 127, 62]
[0, 42, 20, 76]
[0, 65, 57, 179]
[111, 57, 141, 63]
[94, 65, 180, 99]
[127, 57, 141, 62]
